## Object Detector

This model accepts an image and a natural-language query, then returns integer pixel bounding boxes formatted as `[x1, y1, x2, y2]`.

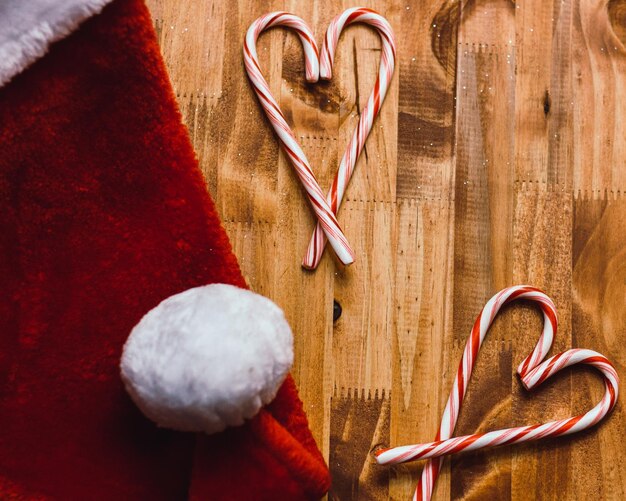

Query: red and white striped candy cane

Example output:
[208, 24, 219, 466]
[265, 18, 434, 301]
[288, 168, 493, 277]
[375, 285, 619, 501]
[302, 8, 396, 269]
[244, 12, 355, 266]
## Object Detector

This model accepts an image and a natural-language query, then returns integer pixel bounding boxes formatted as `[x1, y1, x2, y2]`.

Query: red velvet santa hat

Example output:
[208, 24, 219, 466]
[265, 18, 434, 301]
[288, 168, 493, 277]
[0, 0, 330, 498]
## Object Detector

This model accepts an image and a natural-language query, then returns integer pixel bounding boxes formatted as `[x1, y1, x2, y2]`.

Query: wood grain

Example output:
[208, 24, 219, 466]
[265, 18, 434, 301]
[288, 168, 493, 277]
[146, 0, 625, 499]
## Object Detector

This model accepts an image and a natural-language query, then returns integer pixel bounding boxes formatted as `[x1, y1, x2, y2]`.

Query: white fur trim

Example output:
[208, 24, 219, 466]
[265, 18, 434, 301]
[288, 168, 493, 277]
[120, 284, 294, 435]
[0, 0, 115, 88]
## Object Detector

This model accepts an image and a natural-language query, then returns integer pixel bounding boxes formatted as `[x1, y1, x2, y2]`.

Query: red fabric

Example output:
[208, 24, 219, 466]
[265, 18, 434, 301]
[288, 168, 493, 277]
[0, 0, 330, 499]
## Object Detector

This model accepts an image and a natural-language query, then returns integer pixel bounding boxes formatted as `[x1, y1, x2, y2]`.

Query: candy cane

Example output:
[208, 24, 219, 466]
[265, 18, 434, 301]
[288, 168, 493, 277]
[375, 285, 619, 501]
[244, 12, 355, 266]
[302, 8, 396, 269]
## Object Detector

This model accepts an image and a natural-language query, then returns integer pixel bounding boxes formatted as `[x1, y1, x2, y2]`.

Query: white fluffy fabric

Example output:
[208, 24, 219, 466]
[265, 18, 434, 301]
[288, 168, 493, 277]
[0, 0, 114, 88]
[120, 284, 294, 435]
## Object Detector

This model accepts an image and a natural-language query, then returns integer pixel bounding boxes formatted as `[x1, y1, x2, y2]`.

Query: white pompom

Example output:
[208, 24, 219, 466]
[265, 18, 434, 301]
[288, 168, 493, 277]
[120, 284, 293, 435]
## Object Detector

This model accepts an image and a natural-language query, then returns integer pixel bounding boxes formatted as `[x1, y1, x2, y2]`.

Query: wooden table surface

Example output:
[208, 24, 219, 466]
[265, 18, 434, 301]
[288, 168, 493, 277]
[146, 1, 625, 499]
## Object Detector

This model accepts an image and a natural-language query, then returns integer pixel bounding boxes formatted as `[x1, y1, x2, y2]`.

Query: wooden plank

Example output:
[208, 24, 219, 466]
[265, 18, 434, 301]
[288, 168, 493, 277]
[514, 0, 574, 188]
[572, 0, 626, 193]
[334, 0, 399, 204]
[389, 1, 458, 497]
[510, 185, 573, 501]
[332, 200, 395, 394]
[149, 0, 227, 97]
[571, 195, 626, 500]
[449, 2, 516, 498]
[329, 388, 390, 500]
[330, 0, 399, 394]
[389, 198, 455, 501]
[510, 1, 577, 497]
[393, 0, 458, 200]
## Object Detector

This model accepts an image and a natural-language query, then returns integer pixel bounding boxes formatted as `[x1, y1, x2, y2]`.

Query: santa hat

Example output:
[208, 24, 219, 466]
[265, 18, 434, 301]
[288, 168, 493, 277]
[0, 0, 330, 499]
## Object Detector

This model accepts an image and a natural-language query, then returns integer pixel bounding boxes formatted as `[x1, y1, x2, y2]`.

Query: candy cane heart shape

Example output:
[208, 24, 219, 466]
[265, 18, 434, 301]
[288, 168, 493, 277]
[374, 285, 619, 501]
[244, 12, 355, 266]
[302, 8, 396, 269]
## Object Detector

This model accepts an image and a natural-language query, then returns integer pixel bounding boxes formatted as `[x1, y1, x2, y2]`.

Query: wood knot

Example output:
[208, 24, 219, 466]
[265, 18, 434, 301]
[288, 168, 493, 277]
[543, 90, 551, 116]
[333, 300, 342, 322]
